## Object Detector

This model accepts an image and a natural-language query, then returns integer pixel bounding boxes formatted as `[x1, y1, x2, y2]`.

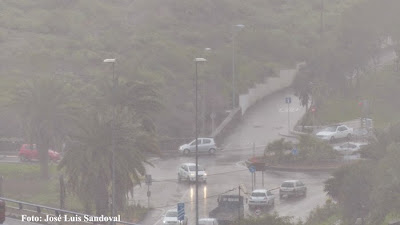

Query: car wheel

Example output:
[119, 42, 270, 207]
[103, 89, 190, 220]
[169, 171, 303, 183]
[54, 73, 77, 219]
[209, 148, 216, 154]
[19, 156, 26, 162]
[183, 149, 190, 155]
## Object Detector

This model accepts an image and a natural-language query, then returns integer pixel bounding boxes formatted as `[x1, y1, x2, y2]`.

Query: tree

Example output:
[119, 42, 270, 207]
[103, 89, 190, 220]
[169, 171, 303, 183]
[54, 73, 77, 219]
[58, 110, 149, 215]
[8, 75, 79, 179]
[58, 77, 162, 215]
[238, 212, 294, 225]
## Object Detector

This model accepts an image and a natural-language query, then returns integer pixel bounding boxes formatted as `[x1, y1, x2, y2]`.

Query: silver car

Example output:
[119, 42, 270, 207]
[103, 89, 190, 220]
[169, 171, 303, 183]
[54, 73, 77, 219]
[179, 138, 217, 155]
[178, 163, 207, 183]
[162, 209, 188, 225]
[279, 180, 307, 198]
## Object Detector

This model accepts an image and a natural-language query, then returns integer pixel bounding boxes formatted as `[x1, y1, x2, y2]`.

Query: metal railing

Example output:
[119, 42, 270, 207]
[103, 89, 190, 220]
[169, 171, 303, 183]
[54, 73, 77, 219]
[0, 197, 140, 225]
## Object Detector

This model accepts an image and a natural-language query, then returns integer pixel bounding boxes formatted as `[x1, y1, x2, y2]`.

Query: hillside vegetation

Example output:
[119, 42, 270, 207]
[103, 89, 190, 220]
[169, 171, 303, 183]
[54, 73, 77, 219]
[0, 0, 360, 139]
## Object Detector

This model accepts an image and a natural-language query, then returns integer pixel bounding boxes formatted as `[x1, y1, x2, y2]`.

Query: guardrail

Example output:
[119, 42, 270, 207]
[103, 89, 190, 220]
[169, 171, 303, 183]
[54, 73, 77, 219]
[0, 197, 139, 225]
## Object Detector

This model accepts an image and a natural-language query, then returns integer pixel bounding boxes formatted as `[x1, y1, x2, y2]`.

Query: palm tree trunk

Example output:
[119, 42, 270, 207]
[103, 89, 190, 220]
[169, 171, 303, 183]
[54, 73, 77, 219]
[38, 142, 49, 179]
[95, 175, 109, 216]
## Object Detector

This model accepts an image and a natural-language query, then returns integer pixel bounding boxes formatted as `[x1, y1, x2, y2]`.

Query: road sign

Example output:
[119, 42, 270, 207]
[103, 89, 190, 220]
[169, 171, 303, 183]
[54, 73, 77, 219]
[177, 203, 185, 221]
[285, 97, 291, 104]
[248, 165, 256, 173]
[291, 148, 298, 156]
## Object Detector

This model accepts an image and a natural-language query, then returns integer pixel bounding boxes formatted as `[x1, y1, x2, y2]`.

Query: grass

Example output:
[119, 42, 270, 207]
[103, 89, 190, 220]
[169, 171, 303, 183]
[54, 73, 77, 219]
[0, 163, 148, 222]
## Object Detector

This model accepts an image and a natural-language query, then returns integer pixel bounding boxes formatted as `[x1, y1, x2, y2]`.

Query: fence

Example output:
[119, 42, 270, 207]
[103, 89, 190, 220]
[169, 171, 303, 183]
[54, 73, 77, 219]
[0, 197, 139, 225]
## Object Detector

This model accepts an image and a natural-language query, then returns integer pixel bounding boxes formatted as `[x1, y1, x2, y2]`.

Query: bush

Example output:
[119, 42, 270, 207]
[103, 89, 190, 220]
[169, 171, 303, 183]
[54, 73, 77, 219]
[264, 136, 339, 164]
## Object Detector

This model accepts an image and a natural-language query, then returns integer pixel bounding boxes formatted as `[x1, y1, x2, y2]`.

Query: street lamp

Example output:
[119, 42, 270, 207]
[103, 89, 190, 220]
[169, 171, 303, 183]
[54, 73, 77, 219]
[103, 58, 116, 225]
[194, 57, 207, 225]
[202, 48, 212, 136]
[232, 24, 245, 109]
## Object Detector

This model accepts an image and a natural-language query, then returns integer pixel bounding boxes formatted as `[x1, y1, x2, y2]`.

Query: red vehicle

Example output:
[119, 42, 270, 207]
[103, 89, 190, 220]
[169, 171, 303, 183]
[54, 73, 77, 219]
[18, 144, 61, 162]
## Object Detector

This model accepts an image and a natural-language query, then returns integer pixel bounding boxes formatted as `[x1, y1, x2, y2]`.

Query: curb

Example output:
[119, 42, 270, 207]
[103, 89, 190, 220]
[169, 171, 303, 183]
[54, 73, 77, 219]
[278, 132, 298, 138]
[266, 164, 342, 172]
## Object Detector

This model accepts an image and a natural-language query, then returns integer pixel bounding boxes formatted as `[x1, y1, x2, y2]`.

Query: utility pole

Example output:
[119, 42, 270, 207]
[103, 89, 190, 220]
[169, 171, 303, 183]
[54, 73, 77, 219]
[320, 0, 324, 39]
[103, 58, 117, 225]
[194, 58, 207, 225]
[0, 176, 3, 197]
[232, 24, 245, 109]
[238, 185, 241, 225]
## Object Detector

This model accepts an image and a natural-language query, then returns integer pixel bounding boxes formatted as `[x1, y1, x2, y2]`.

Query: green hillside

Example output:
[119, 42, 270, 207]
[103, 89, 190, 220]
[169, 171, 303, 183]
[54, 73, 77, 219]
[0, 0, 360, 138]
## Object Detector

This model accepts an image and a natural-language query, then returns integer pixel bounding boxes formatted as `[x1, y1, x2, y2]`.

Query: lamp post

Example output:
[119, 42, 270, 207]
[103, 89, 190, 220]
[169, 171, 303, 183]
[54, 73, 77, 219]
[103, 58, 116, 225]
[320, 0, 324, 38]
[202, 48, 212, 136]
[232, 24, 245, 109]
[194, 57, 207, 225]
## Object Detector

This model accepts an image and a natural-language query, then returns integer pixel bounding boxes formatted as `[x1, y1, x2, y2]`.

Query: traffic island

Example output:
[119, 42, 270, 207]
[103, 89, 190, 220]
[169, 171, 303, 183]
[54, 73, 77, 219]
[245, 156, 352, 172]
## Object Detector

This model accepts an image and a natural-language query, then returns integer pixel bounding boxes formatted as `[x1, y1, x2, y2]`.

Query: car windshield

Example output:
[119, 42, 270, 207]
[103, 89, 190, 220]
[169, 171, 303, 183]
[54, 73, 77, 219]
[188, 166, 204, 171]
[323, 126, 337, 132]
[251, 192, 266, 197]
[282, 182, 295, 187]
[166, 211, 177, 217]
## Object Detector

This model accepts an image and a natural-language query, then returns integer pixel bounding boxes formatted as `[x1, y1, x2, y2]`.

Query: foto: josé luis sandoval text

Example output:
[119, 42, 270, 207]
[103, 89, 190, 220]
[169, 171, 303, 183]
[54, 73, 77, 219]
[22, 214, 121, 222]
[63, 215, 121, 222]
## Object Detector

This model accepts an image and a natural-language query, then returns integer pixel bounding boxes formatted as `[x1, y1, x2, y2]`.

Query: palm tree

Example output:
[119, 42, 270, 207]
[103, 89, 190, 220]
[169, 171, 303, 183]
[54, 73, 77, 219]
[59, 78, 162, 215]
[8, 75, 79, 179]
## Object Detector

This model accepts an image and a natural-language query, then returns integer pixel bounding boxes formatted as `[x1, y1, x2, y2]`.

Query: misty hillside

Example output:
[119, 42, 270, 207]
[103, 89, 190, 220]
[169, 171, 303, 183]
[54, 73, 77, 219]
[0, 0, 359, 138]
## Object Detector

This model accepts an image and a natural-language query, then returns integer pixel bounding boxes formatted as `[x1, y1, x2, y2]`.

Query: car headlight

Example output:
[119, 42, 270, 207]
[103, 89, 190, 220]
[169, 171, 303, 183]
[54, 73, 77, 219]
[204, 173, 207, 176]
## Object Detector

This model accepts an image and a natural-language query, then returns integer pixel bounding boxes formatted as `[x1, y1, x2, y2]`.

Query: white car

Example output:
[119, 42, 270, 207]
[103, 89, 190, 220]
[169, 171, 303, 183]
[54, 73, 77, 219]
[178, 163, 207, 183]
[316, 125, 353, 142]
[333, 142, 368, 153]
[179, 138, 217, 155]
[163, 209, 188, 225]
[199, 218, 219, 225]
[279, 180, 307, 198]
[248, 189, 275, 209]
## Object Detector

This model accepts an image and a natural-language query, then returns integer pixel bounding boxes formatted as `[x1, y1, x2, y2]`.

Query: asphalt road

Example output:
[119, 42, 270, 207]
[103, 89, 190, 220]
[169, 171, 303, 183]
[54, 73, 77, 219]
[135, 89, 332, 225]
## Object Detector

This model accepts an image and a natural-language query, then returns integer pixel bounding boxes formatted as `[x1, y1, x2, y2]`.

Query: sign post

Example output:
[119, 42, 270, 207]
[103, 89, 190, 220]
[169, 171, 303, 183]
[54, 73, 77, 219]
[249, 165, 256, 191]
[285, 97, 292, 133]
[177, 203, 185, 223]
[145, 175, 152, 208]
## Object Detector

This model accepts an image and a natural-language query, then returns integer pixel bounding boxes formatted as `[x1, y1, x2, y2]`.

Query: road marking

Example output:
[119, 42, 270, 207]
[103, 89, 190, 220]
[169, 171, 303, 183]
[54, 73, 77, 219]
[278, 107, 299, 113]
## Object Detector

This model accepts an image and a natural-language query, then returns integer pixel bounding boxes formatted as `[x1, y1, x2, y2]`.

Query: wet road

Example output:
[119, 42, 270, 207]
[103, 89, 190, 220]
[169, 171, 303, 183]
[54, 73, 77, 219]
[135, 89, 332, 225]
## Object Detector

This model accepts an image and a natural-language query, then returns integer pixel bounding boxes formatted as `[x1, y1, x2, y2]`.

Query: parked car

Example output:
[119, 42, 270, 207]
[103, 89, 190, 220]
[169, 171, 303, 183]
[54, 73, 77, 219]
[316, 125, 353, 142]
[199, 218, 219, 225]
[179, 138, 217, 155]
[178, 163, 207, 183]
[18, 144, 61, 162]
[333, 142, 368, 153]
[248, 189, 275, 209]
[279, 180, 307, 198]
[162, 209, 188, 225]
